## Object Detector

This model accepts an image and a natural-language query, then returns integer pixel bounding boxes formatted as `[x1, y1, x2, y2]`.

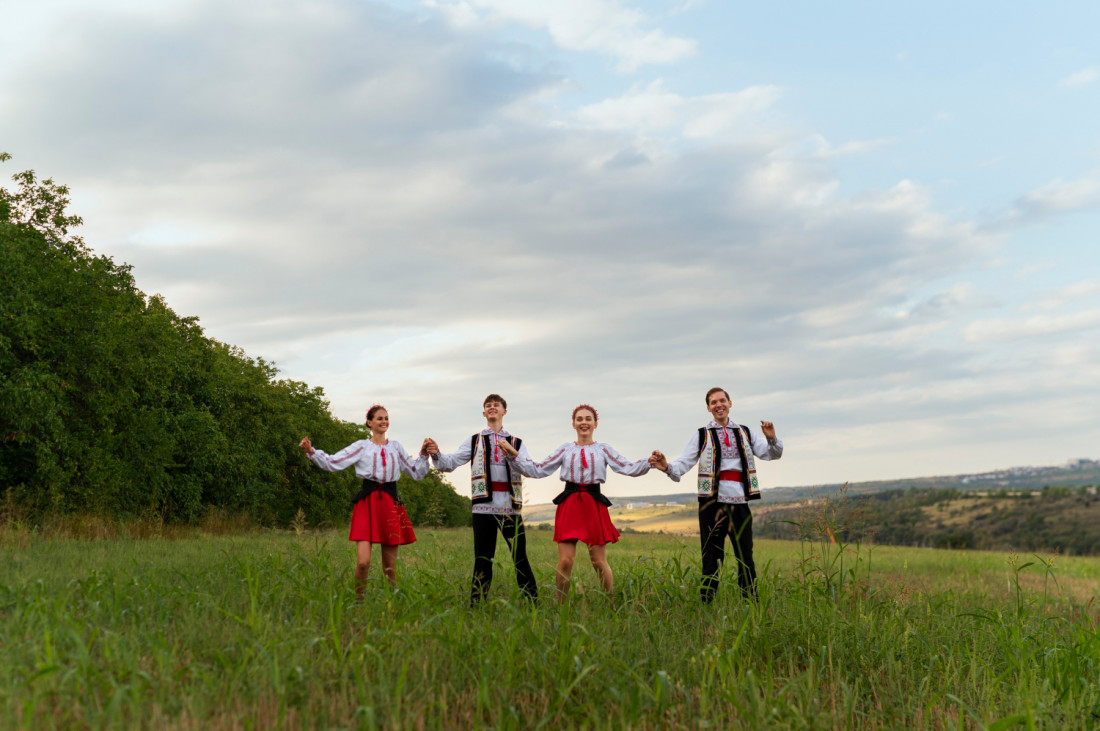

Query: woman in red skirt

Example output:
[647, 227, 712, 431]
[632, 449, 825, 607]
[299, 404, 428, 596]
[499, 405, 651, 602]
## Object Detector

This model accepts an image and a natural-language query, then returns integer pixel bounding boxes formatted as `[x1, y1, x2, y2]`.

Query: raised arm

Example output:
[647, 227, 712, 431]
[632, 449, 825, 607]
[601, 444, 651, 477]
[431, 436, 474, 473]
[307, 440, 367, 473]
[749, 421, 783, 461]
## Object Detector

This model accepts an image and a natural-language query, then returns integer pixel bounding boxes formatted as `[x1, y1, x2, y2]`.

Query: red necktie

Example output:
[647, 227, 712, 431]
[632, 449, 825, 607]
[722, 428, 731, 447]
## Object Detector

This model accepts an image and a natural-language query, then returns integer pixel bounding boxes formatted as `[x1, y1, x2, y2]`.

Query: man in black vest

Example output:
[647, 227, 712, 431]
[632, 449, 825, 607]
[650, 387, 783, 602]
[425, 394, 538, 604]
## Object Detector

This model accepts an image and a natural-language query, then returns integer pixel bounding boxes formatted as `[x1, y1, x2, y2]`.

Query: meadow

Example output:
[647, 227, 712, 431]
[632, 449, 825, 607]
[2, 525, 1099, 730]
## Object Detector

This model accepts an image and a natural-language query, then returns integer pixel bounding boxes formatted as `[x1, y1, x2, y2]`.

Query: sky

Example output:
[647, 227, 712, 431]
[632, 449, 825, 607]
[2, 0, 1099, 503]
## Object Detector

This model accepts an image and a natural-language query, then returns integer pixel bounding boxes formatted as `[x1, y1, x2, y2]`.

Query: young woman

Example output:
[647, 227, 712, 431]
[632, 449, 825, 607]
[498, 405, 650, 602]
[298, 404, 429, 596]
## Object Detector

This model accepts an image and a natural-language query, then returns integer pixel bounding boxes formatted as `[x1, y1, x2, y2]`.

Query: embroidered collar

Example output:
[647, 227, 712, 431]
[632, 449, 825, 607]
[480, 427, 511, 437]
[706, 420, 737, 430]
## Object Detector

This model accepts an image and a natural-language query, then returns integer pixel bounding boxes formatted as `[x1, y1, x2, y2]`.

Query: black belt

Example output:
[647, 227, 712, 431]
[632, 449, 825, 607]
[352, 479, 401, 507]
[552, 482, 612, 507]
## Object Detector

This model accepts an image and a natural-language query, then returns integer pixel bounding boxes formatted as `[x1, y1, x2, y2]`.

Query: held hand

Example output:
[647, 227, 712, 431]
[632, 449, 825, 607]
[649, 450, 668, 471]
[426, 438, 439, 455]
[760, 420, 776, 440]
[298, 437, 315, 456]
[420, 438, 434, 456]
[497, 440, 519, 459]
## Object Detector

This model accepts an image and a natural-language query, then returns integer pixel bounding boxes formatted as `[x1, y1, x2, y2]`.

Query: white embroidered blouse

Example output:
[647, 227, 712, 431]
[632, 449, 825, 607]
[309, 439, 429, 482]
[508, 442, 650, 483]
[664, 420, 783, 503]
[433, 428, 533, 515]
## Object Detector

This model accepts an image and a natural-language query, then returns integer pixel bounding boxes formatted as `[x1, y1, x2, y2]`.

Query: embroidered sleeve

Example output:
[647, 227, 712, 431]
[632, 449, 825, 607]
[310, 441, 366, 473]
[750, 430, 783, 461]
[665, 433, 702, 480]
[510, 444, 567, 479]
[395, 441, 431, 480]
[602, 444, 650, 477]
[432, 437, 473, 472]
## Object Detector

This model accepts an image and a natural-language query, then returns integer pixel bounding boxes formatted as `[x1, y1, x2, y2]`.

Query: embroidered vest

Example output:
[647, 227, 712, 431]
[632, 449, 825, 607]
[469, 433, 524, 508]
[696, 425, 760, 501]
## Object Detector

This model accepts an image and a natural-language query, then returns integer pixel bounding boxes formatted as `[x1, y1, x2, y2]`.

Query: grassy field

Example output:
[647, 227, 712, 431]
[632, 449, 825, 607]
[2, 525, 1099, 729]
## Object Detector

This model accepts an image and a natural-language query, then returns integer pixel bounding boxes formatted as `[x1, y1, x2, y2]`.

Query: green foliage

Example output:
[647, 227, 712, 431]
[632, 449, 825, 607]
[0, 155, 378, 526]
[398, 469, 472, 527]
[759, 486, 1100, 555]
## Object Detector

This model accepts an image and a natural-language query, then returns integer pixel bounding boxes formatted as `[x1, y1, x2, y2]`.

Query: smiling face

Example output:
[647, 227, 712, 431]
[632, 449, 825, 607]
[482, 399, 506, 423]
[572, 407, 597, 440]
[366, 408, 389, 437]
[706, 390, 731, 423]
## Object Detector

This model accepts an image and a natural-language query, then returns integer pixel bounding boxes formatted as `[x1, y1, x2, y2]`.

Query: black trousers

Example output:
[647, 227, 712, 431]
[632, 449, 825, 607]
[471, 512, 538, 603]
[698, 499, 756, 602]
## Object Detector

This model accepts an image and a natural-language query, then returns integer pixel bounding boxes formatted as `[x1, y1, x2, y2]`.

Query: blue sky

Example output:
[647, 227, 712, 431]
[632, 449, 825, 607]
[2, 0, 1098, 502]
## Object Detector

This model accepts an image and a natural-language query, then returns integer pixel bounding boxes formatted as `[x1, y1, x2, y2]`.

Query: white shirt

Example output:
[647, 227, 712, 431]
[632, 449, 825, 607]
[665, 420, 783, 503]
[433, 427, 532, 515]
[509, 442, 650, 484]
[309, 439, 429, 482]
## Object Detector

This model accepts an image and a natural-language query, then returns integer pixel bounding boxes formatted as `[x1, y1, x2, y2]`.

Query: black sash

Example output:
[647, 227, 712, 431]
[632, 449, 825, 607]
[352, 479, 401, 507]
[552, 482, 612, 507]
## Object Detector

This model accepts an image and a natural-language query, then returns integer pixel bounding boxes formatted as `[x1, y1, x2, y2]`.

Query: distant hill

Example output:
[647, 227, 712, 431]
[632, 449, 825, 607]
[754, 485, 1100, 556]
[525, 458, 1100, 514]
[522, 459, 1100, 554]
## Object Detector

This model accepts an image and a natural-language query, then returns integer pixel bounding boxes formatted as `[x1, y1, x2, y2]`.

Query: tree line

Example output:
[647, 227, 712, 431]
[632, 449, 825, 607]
[0, 154, 470, 529]
[756, 485, 1100, 556]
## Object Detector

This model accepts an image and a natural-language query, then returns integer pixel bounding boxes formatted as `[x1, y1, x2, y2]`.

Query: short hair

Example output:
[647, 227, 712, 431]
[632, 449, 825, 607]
[572, 404, 598, 423]
[483, 394, 507, 409]
[366, 404, 387, 422]
[705, 387, 730, 405]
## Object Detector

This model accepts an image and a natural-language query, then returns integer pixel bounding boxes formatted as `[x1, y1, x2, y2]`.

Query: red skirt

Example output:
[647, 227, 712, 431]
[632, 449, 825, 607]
[348, 491, 416, 545]
[553, 491, 620, 545]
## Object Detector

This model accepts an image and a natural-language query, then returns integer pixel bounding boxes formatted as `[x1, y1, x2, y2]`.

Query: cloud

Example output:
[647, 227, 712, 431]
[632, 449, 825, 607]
[8, 0, 1094, 492]
[990, 172, 1100, 229]
[961, 309, 1100, 343]
[573, 80, 782, 140]
[1031, 280, 1100, 311]
[1057, 66, 1099, 89]
[424, 0, 697, 71]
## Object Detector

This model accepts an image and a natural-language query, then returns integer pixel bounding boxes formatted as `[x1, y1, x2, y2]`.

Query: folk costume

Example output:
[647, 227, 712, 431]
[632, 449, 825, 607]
[509, 443, 650, 545]
[432, 428, 538, 602]
[664, 420, 783, 601]
[309, 439, 428, 546]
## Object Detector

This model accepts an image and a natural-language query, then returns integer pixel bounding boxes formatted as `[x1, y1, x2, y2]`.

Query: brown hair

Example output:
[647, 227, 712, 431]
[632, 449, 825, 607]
[705, 387, 730, 405]
[572, 404, 598, 423]
[483, 394, 507, 409]
[366, 404, 387, 422]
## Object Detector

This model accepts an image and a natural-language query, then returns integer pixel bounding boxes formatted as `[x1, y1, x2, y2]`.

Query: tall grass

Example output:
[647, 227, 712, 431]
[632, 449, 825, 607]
[2, 524, 1098, 729]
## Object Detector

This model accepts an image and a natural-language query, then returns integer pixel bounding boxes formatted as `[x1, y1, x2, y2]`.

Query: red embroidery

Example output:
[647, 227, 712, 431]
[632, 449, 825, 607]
[334, 445, 365, 464]
[580, 447, 588, 470]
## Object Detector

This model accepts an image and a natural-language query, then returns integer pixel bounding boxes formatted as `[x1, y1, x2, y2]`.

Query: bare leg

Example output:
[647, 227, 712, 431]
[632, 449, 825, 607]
[587, 544, 613, 594]
[380, 544, 400, 587]
[556, 540, 577, 603]
[355, 541, 373, 600]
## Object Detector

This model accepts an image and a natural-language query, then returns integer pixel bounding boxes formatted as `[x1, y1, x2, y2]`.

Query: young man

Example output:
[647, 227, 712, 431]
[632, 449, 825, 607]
[425, 395, 538, 603]
[650, 387, 783, 602]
